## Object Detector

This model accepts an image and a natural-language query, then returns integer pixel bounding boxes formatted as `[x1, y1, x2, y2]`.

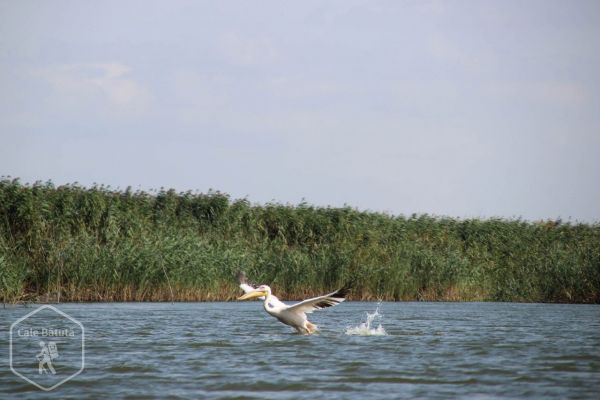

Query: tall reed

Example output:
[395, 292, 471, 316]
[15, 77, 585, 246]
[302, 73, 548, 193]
[1, 178, 598, 303]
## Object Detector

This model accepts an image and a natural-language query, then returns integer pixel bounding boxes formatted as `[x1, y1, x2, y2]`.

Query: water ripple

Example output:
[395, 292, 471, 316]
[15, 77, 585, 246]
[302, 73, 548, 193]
[1, 302, 599, 399]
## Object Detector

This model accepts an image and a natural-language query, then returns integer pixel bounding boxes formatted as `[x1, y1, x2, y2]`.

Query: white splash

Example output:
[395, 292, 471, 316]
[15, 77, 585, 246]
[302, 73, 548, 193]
[345, 303, 388, 336]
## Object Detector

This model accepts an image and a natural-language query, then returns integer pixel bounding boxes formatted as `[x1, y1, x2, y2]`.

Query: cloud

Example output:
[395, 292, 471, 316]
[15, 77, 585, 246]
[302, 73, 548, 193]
[169, 67, 345, 130]
[487, 80, 588, 107]
[32, 63, 152, 114]
[415, 0, 446, 16]
[426, 32, 486, 72]
[218, 32, 277, 66]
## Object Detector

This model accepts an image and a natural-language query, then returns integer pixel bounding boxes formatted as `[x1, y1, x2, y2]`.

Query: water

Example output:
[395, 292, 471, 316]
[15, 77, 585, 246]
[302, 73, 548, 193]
[345, 302, 387, 336]
[1, 302, 599, 399]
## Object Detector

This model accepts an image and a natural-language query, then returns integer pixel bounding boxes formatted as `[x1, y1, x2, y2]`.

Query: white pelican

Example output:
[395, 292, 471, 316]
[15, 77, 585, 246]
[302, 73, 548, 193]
[237, 271, 265, 300]
[238, 285, 349, 334]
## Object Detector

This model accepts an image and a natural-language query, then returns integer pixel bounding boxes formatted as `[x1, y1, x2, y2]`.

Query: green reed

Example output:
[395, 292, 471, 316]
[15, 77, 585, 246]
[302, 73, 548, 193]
[0, 178, 598, 303]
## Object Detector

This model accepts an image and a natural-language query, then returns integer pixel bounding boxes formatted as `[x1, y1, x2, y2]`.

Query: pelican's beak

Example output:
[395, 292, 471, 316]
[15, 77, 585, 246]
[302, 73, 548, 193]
[238, 290, 267, 300]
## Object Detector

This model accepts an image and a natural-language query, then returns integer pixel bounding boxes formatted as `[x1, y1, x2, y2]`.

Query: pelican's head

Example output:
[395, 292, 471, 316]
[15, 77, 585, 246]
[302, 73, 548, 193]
[238, 284, 271, 300]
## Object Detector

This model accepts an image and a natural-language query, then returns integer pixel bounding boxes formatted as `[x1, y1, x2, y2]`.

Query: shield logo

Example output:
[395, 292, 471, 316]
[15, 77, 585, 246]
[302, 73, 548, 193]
[10, 305, 85, 391]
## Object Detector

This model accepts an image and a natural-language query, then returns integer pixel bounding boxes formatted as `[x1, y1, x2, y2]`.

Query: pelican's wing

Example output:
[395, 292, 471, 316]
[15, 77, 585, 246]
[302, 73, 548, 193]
[237, 270, 257, 294]
[287, 288, 350, 314]
[239, 282, 257, 294]
[237, 270, 265, 300]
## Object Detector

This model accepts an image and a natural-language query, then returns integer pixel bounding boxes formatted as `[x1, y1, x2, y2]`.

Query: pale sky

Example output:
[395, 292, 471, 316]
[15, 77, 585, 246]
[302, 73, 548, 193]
[1, 0, 599, 221]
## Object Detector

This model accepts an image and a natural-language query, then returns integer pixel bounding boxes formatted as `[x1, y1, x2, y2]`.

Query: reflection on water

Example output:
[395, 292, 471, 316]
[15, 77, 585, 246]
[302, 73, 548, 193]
[1, 302, 599, 399]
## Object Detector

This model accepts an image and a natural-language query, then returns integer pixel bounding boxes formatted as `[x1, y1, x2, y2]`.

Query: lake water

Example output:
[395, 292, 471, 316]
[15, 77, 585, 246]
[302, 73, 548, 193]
[1, 302, 599, 399]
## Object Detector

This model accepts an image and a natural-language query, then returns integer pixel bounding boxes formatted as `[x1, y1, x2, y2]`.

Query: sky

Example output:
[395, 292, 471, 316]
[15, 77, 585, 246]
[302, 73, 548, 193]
[1, 0, 599, 222]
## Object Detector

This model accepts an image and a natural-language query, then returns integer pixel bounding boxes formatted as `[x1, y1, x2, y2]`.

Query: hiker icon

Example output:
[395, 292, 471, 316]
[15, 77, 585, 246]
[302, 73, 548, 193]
[37, 341, 58, 375]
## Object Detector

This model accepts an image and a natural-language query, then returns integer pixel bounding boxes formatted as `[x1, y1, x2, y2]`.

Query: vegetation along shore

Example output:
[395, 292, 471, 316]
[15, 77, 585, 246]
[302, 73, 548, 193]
[1, 179, 598, 303]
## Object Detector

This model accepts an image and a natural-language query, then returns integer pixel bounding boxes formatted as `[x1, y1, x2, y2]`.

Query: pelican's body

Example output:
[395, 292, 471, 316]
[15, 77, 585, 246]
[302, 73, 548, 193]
[239, 285, 349, 334]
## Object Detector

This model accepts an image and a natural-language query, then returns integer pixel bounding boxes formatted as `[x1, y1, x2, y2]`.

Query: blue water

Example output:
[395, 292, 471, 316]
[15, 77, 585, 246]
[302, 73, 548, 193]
[1, 302, 599, 399]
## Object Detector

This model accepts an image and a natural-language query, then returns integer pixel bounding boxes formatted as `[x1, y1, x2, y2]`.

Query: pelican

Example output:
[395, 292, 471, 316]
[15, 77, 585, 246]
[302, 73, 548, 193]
[238, 285, 349, 334]
[237, 271, 265, 300]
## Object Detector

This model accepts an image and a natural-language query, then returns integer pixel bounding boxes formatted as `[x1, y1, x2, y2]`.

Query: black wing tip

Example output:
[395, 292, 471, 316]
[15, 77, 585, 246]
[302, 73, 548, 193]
[332, 287, 351, 299]
[315, 301, 334, 308]
[236, 270, 247, 284]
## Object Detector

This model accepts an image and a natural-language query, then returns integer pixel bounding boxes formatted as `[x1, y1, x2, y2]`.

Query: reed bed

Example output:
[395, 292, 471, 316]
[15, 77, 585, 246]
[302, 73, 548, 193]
[1, 178, 599, 303]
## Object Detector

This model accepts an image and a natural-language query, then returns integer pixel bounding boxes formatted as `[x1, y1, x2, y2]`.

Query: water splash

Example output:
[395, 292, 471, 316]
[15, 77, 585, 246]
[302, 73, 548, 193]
[345, 302, 388, 336]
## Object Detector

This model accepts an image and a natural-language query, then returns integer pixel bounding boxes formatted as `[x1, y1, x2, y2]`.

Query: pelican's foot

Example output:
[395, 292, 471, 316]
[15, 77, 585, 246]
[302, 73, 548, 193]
[305, 322, 318, 334]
